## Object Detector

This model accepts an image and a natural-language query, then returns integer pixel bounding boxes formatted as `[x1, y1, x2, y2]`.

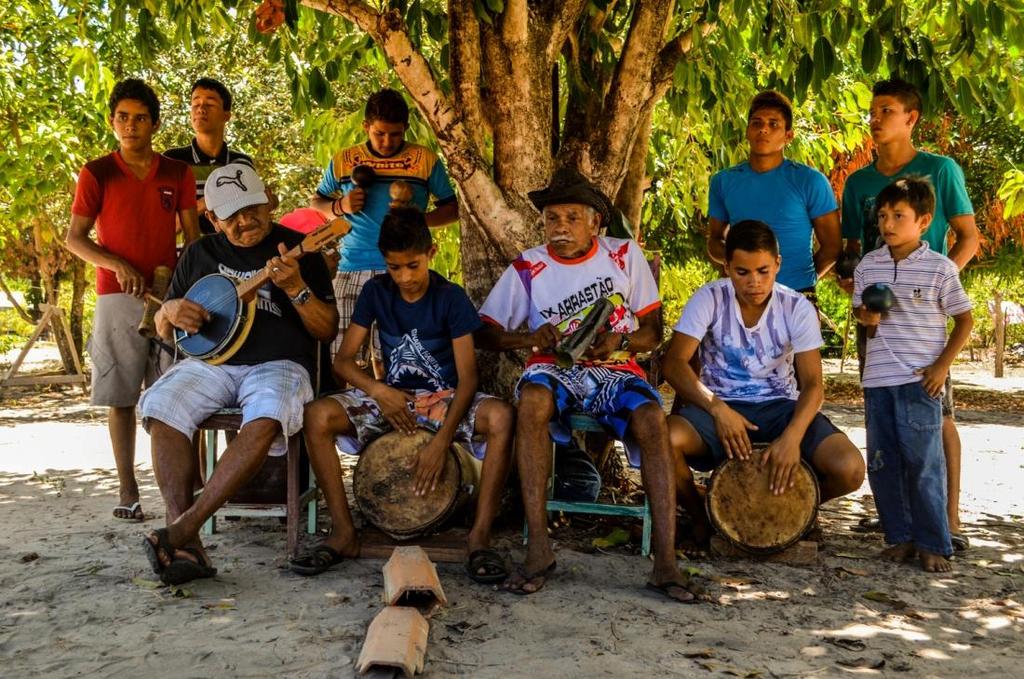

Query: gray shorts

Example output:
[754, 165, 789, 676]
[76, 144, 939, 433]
[331, 269, 384, 362]
[139, 358, 313, 456]
[87, 294, 171, 408]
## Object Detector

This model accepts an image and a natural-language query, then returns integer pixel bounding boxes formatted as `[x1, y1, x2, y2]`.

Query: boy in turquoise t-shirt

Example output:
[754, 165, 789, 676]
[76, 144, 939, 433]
[839, 78, 980, 549]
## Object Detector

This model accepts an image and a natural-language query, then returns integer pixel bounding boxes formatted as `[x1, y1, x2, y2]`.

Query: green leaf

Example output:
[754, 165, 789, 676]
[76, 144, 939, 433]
[284, 0, 299, 32]
[861, 29, 882, 74]
[592, 527, 630, 549]
[308, 68, 329, 106]
[812, 36, 835, 80]
[987, 3, 1005, 38]
[795, 53, 814, 95]
[485, 0, 505, 13]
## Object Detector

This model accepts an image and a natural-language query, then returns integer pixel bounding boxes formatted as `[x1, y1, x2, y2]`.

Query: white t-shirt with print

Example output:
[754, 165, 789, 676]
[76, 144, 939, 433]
[478, 236, 659, 376]
[673, 279, 822, 401]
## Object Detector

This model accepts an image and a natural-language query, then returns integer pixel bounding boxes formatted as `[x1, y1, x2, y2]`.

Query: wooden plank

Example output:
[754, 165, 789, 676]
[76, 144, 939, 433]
[995, 290, 1005, 378]
[2, 305, 55, 383]
[710, 535, 818, 565]
[2, 374, 90, 386]
[359, 528, 467, 563]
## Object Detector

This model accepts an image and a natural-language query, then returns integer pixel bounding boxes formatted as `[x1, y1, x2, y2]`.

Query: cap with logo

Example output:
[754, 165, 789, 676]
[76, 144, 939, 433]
[204, 163, 268, 220]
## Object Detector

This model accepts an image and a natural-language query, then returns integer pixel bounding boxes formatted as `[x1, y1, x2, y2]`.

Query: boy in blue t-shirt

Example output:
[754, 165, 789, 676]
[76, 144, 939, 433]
[295, 209, 513, 584]
[853, 177, 973, 573]
[707, 91, 841, 294]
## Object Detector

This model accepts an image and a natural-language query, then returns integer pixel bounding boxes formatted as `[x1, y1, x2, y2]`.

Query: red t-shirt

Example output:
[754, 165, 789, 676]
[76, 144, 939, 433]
[71, 152, 196, 295]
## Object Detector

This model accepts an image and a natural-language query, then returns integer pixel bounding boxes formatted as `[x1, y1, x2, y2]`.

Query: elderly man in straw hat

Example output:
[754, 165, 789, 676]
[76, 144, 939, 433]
[475, 168, 698, 603]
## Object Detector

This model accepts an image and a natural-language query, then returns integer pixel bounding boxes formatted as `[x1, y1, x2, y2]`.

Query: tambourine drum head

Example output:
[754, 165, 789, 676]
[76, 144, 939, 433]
[353, 429, 463, 539]
[707, 456, 819, 554]
[175, 274, 243, 358]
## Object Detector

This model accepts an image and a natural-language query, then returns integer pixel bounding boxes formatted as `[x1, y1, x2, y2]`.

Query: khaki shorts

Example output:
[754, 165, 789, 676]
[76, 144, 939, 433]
[331, 269, 384, 362]
[88, 294, 170, 408]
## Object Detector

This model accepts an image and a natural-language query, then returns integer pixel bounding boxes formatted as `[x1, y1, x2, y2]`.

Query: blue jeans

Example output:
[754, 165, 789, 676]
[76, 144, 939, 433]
[864, 383, 952, 556]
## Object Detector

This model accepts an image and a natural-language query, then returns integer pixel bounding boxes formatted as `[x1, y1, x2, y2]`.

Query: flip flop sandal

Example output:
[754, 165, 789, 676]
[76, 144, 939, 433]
[114, 502, 144, 522]
[289, 545, 346, 576]
[851, 517, 882, 533]
[142, 527, 175, 575]
[504, 560, 557, 596]
[951, 533, 970, 551]
[465, 548, 509, 585]
[645, 579, 701, 604]
[161, 547, 217, 586]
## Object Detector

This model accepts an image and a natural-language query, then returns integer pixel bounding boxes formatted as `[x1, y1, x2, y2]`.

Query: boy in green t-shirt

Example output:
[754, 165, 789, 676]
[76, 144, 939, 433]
[838, 78, 980, 549]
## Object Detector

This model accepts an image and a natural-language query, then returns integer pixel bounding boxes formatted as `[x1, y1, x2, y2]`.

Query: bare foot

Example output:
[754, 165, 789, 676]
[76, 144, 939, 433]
[919, 550, 953, 573]
[880, 542, 916, 563]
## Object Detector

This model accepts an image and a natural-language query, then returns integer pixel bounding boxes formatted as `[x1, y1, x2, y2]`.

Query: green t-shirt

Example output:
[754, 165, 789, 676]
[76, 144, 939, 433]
[841, 150, 974, 255]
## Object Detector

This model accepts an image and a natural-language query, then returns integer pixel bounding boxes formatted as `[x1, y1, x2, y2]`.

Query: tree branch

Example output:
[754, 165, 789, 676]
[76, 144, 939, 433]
[545, 0, 590, 64]
[0, 273, 33, 323]
[590, 0, 675, 193]
[652, 21, 716, 89]
[449, 0, 487, 152]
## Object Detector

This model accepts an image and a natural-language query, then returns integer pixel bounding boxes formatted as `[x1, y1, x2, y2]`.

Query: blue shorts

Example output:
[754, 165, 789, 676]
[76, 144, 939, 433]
[674, 398, 841, 472]
[516, 363, 661, 467]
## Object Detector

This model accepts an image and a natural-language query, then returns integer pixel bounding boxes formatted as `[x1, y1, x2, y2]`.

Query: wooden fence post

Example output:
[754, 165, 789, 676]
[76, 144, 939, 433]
[994, 290, 1005, 378]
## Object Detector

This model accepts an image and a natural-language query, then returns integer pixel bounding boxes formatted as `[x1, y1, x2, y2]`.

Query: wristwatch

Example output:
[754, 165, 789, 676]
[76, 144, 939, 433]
[289, 286, 312, 305]
[619, 333, 631, 351]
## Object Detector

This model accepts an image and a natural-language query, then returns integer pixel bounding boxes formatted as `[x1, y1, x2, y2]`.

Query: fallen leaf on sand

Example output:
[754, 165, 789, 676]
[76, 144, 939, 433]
[834, 552, 869, 560]
[683, 649, 715, 659]
[837, 566, 869, 577]
[836, 657, 885, 669]
[201, 599, 236, 610]
[169, 585, 193, 598]
[592, 527, 630, 549]
[863, 591, 908, 609]
[132, 577, 162, 590]
[709, 574, 757, 588]
[20, 552, 39, 563]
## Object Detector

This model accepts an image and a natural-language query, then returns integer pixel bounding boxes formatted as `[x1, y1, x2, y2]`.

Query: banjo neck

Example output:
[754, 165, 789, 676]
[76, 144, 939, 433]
[235, 216, 352, 302]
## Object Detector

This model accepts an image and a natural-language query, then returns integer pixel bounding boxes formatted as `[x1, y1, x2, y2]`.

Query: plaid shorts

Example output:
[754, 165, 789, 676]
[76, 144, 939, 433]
[329, 388, 495, 459]
[515, 363, 661, 467]
[331, 269, 384, 361]
[139, 358, 313, 456]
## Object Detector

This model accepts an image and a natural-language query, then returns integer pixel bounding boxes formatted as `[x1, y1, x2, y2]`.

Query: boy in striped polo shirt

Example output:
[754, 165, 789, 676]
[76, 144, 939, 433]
[853, 177, 973, 572]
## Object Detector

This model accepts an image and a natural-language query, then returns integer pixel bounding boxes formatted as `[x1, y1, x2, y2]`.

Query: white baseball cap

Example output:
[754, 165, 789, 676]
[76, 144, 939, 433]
[204, 163, 268, 220]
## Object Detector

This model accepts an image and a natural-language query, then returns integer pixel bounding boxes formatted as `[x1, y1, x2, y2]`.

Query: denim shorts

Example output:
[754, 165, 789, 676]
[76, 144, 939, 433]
[674, 398, 841, 472]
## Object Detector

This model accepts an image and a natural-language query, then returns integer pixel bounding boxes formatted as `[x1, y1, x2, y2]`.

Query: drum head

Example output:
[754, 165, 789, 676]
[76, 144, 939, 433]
[707, 457, 819, 554]
[174, 273, 243, 358]
[353, 429, 461, 539]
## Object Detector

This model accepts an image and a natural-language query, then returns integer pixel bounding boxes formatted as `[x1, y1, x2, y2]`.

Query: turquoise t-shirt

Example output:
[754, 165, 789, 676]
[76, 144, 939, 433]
[840, 150, 973, 256]
[316, 141, 457, 272]
[708, 159, 837, 291]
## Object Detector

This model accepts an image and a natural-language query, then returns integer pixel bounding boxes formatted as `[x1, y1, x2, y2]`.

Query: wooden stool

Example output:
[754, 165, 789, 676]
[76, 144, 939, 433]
[196, 408, 318, 556]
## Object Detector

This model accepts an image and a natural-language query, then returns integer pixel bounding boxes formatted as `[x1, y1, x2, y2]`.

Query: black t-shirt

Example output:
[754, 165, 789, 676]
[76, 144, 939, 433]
[167, 224, 335, 374]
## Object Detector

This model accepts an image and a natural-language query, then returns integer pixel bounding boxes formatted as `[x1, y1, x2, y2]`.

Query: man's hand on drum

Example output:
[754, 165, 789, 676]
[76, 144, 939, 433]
[710, 401, 759, 460]
[162, 298, 210, 334]
[412, 435, 448, 496]
[370, 383, 417, 435]
[267, 243, 304, 297]
[761, 432, 801, 495]
[527, 323, 561, 353]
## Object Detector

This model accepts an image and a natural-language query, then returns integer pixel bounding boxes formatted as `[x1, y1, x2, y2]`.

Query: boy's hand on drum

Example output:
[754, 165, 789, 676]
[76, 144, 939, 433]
[762, 433, 801, 495]
[710, 401, 758, 459]
[371, 384, 417, 434]
[413, 436, 448, 496]
[916, 364, 947, 398]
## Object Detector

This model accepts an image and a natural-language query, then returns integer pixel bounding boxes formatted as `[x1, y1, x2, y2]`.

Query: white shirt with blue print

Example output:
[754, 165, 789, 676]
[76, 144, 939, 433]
[673, 279, 823, 402]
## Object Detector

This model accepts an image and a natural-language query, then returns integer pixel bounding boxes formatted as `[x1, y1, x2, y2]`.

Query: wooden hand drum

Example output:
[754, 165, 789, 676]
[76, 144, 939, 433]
[353, 429, 481, 540]
[706, 451, 819, 554]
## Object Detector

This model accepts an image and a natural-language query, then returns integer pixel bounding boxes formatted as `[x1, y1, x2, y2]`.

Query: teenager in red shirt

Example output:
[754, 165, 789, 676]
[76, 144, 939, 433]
[67, 79, 199, 522]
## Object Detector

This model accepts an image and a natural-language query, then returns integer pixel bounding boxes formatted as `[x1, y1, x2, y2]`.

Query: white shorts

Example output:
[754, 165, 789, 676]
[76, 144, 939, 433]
[88, 294, 171, 407]
[139, 358, 313, 456]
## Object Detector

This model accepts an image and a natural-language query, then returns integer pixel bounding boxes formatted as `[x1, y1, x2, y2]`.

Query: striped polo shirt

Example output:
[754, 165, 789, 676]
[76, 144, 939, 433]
[163, 139, 254, 235]
[853, 243, 972, 388]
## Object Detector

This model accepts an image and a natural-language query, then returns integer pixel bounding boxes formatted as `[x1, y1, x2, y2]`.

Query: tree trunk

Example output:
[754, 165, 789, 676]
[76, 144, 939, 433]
[69, 256, 86, 356]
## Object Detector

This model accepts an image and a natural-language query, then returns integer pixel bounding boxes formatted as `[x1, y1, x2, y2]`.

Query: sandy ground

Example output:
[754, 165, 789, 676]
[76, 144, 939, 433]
[2, 348, 1024, 677]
